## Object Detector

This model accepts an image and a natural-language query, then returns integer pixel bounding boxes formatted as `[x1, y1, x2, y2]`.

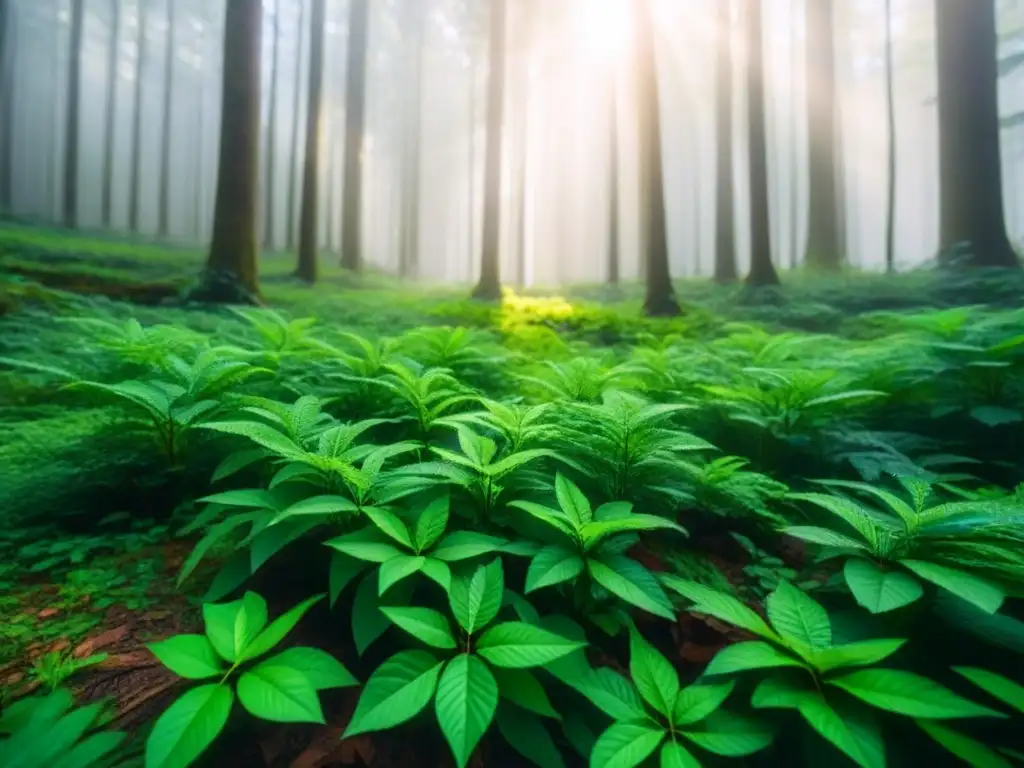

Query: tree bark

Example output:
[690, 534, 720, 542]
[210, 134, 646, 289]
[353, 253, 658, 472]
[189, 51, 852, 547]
[196, 0, 262, 301]
[263, 0, 281, 249]
[158, 0, 176, 237]
[936, 0, 1019, 268]
[399, 0, 425, 279]
[804, 0, 841, 270]
[63, 0, 85, 229]
[607, 82, 620, 286]
[101, 0, 122, 228]
[296, 0, 325, 283]
[636, 0, 680, 315]
[340, 0, 370, 272]
[714, 0, 737, 283]
[744, 0, 780, 287]
[883, 0, 896, 273]
[287, 0, 306, 250]
[128, 0, 148, 232]
[472, 0, 507, 300]
[0, 0, 15, 213]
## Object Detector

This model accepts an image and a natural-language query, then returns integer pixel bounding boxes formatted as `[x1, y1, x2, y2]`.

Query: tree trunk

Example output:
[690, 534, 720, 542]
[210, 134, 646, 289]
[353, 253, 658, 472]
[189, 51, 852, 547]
[883, 0, 896, 273]
[804, 0, 841, 270]
[263, 0, 281, 249]
[128, 0, 148, 232]
[789, 0, 801, 269]
[467, 53, 477, 283]
[101, 0, 122, 228]
[0, 0, 15, 213]
[636, 0, 680, 315]
[195, 0, 262, 302]
[63, 0, 85, 229]
[340, 0, 369, 272]
[399, 0, 425, 279]
[158, 0, 176, 237]
[472, 0, 507, 301]
[936, 0, 1019, 268]
[287, 0, 306, 250]
[607, 82, 620, 286]
[745, 0, 780, 287]
[714, 0, 737, 283]
[296, 0, 325, 283]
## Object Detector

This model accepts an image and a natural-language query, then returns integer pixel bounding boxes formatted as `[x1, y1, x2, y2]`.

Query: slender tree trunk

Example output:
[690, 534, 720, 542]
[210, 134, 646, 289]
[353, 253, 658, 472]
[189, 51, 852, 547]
[129, 0, 148, 232]
[883, 0, 896, 273]
[789, 0, 801, 269]
[472, 0, 507, 300]
[714, 0, 737, 283]
[745, 0, 780, 287]
[196, 0, 262, 301]
[636, 0, 680, 315]
[936, 0, 1019, 268]
[287, 0, 306, 250]
[101, 0, 122, 227]
[296, 0, 325, 282]
[263, 0, 281, 249]
[63, 0, 85, 229]
[607, 82, 620, 286]
[399, 0, 425, 279]
[0, 0, 15, 213]
[340, 0, 369, 271]
[804, 0, 841, 270]
[158, 0, 176, 237]
[467, 54, 477, 283]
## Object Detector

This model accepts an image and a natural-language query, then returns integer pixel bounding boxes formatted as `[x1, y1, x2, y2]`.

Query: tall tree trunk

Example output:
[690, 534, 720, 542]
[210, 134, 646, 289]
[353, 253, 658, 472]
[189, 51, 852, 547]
[340, 0, 369, 272]
[936, 0, 1019, 268]
[789, 0, 801, 269]
[263, 0, 281, 248]
[158, 0, 176, 237]
[607, 82, 620, 286]
[714, 0, 737, 283]
[196, 0, 262, 301]
[0, 0, 14, 213]
[287, 0, 306, 250]
[63, 0, 85, 228]
[745, 0, 780, 287]
[296, 0, 325, 282]
[102, 0, 122, 227]
[804, 0, 841, 270]
[636, 0, 680, 315]
[399, 0, 425, 279]
[472, 0, 507, 300]
[883, 0, 896, 273]
[128, 0, 148, 232]
[467, 53, 477, 283]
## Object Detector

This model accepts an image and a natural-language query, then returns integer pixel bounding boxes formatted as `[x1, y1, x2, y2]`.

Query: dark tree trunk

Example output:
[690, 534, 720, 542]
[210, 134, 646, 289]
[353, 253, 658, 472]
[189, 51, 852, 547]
[287, 0, 306, 250]
[195, 0, 262, 301]
[804, 0, 841, 270]
[101, 0, 122, 228]
[0, 0, 15, 213]
[745, 0, 780, 287]
[296, 0, 325, 283]
[472, 0, 507, 301]
[883, 0, 896, 273]
[263, 0, 281, 249]
[340, 0, 369, 272]
[399, 0, 425, 279]
[936, 0, 1019, 268]
[714, 0, 737, 283]
[128, 0, 148, 232]
[63, 0, 85, 229]
[607, 83, 620, 286]
[158, 0, 176, 237]
[636, 0, 680, 315]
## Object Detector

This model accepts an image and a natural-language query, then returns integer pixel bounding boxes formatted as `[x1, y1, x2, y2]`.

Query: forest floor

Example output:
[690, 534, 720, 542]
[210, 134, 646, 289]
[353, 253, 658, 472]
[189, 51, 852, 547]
[1, 221, 1023, 767]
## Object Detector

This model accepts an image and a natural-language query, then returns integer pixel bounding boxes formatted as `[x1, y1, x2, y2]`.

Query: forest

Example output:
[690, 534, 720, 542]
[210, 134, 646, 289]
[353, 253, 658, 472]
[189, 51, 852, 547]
[0, 0, 1023, 766]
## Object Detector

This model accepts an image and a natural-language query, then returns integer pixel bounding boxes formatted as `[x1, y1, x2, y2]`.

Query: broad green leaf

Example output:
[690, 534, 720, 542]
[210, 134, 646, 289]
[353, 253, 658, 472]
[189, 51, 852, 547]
[954, 667, 1024, 714]
[414, 495, 450, 552]
[422, 557, 453, 589]
[900, 560, 1004, 615]
[177, 512, 261, 586]
[508, 500, 578, 540]
[363, 506, 414, 549]
[525, 546, 585, 593]
[628, 627, 679, 718]
[351, 572, 391, 656]
[203, 592, 268, 663]
[381, 607, 457, 649]
[325, 529, 405, 563]
[555, 473, 592, 527]
[809, 639, 906, 673]
[379, 554, 427, 595]
[660, 577, 777, 641]
[704, 642, 804, 677]
[595, 501, 634, 522]
[766, 581, 831, 650]
[210, 449, 265, 483]
[970, 406, 1024, 428]
[260, 647, 358, 689]
[671, 681, 735, 726]
[51, 732, 127, 768]
[144, 684, 234, 768]
[269, 495, 358, 526]
[492, 668, 560, 719]
[793, 695, 884, 768]
[829, 669, 1006, 719]
[198, 489, 278, 509]
[582, 516, 687, 552]
[589, 556, 675, 620]
[241, 594, 324, 661]
[844, 559, 923, 614]
[200, 421, 304, 458]
[432, 531, 509, 561]
[344, 651, 445, 737]
[579, 667, 647, 720]
[476, 622, 586, 668]
[496, 704, 567, 768]
[450, 559, 504, 634]
[329, 552, 366, 606]
[783, 526, 869, 551]
[250, 518, 320, 572]
[917, 720, 1013, 768]
[148, 635, 225, 680]
[680, 711, 774, 757]
[237, 663, 325, 723]
[751, 674, 814, 710]
[590, 722, 666, 768]
[660, 741, 701, 768]
[435, 654, 498, 768]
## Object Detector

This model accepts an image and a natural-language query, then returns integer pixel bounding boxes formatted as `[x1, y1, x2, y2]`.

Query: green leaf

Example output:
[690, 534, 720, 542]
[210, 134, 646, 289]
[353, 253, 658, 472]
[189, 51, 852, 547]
[414, 495, 450, 552]
[525, 546, 585, 593]
[211, 449, 265, 483]
[794, 695, 884, 768]
[177, 512, 261, 586]
[351, 572, 395, 656]
[52, 731, 128, 768]
[589, 556, 675, 620]
[680, 711, 774, 757]
[783, 526, 869, 550]
[241, 594, 324, 661]
[671, 681, 735, 726]
[492, 668, 560, 719]
[917, 720, 1014, 768]
[590, 722, 666, 768]
[435, 654, 499, 768]
[628, 627, 679, 718]
[363, 506, 414, 549]
[660, 741, 701, 768]
[969, 406, 1023, 428]
[562, 709, 597, 760]
[203, 592, 268, 663]
[555, 473, 592, 527]
[329, 552, 366, 606]
[829, 669, 1006, 719]
[660, 577, 777, 641]
[844, 559, 923, 614]
[476, 622, 587, 668]
[582, 516, 687, 552]
[237, 663, 325, 723]
[144, 684, 234, 768]
[496, 704, 567, 768]
[201, 420, 304, 458]
[422, 557, 453, 590]
[325, 529, 405, 563]
[450, 559, 504, 634]
[381, 607, 457, 649]
[148, 635, 226, 680]
[704, 642, 804, 677]
[198, 489, 278, 509]
[579, 667, 648, 721]
[954, 667, 1024, 714]
[379, 554, 427, 595]
[269, 495, 358, 526]
[508, 500, 579, 540]
[432, 531, 509, 561]
[344, 651, 445, 737]
[808, 639, 906, 673]
[751, 674, 813, 710]
[766, 581, 831, 649]
[900, 560, 1004, 615]
[260, 647, 358, 690]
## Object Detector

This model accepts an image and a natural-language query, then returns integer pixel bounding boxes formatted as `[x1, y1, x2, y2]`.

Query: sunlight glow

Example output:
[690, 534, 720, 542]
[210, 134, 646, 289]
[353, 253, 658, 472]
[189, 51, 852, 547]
[577, 0, 633, 61]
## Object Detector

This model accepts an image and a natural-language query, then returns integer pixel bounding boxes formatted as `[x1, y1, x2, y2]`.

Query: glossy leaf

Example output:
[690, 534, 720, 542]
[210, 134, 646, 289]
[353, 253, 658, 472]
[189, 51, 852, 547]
[450, 559, 504, 634]
[766, 581, 831, 650]
[492, 668, 560, 719]
[525, 546, 585, 593]
[241, 594, 324, 661]
[144, 684, 234, 768]
[381, 606, 457, 649]
[901, 560, 1004, 615]
[589, 556, 675, 619]
[704, 642, 804, 677]
[590, 722, 666, 768]
[344, 651, 445, 737]
[671, 681, 736, 726]
[260, 647, 358, 690]
[629, 627, 679, 718]
[237, 663, 325, 723]
[476, 622, 586, 668]
[435, 654, 498, 768]
[844, 558, 923, 614]
[432, 531, 509, 562]
[203, 592, 268, 663]
[379, 554, 427, 595]
[148, 635, 225, 680]
[830, 669, 1005, 719]
[414, 495, 450, 552]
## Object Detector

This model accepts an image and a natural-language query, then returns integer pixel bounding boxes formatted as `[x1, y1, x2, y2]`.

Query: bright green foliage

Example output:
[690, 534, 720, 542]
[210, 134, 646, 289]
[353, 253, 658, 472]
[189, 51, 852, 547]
[28, 649, 108, 692]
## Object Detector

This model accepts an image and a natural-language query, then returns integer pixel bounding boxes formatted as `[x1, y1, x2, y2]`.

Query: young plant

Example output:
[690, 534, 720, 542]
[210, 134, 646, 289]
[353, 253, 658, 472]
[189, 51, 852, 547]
[343, 559, 585, 768]
[146, 591, 356, 768]
[29, 650, 109, 692]
[439, 399, 557, 454]
[518, 357, 645, 404]
[679, 456, 789, 524]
